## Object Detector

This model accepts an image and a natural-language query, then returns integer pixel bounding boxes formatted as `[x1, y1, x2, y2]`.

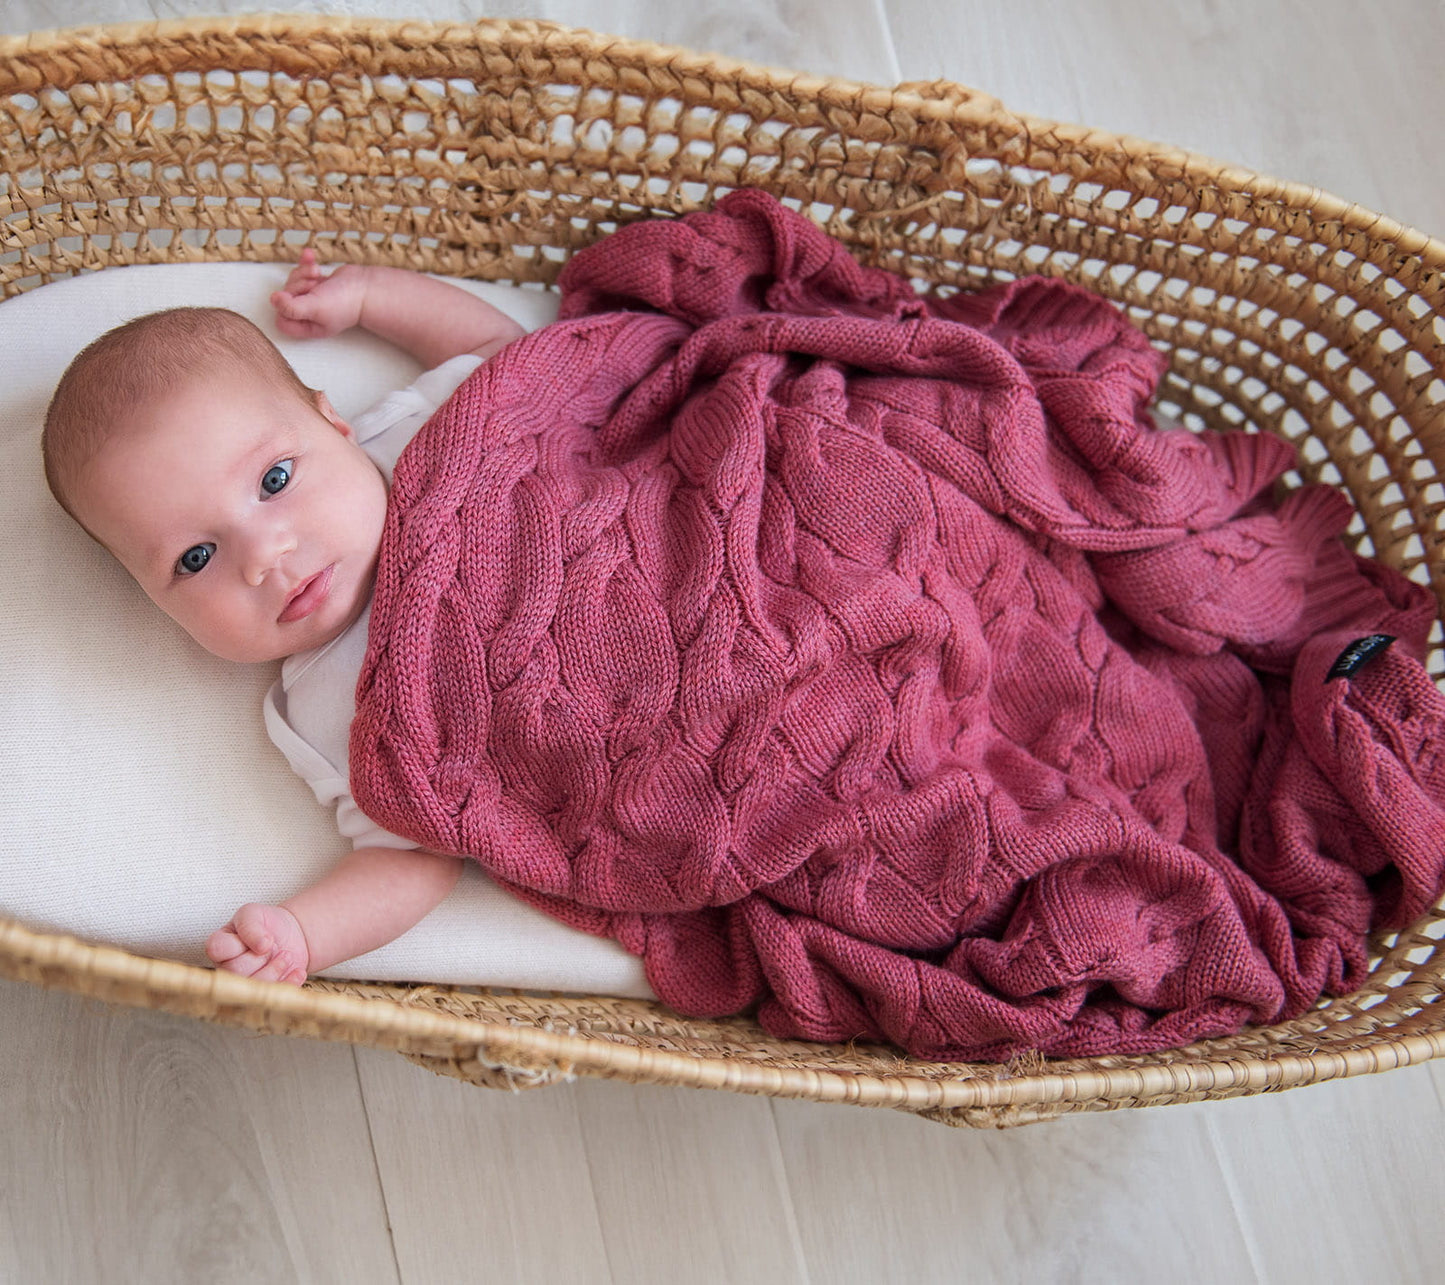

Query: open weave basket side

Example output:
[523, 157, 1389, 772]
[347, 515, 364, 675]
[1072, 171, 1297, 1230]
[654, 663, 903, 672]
[2, 15, 1442, 1129]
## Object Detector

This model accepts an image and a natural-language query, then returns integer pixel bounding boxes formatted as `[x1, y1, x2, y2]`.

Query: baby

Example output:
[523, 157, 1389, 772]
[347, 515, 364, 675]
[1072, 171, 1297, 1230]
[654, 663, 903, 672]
[43, 253, 527, 985]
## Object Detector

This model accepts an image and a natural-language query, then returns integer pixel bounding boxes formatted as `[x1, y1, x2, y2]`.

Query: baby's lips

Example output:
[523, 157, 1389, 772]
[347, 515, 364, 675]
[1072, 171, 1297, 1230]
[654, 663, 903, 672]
[278, 564, 335, 623]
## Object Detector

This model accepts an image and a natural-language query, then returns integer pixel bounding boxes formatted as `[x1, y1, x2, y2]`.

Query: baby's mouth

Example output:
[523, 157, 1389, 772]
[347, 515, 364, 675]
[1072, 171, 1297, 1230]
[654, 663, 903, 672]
[278, 565, 335, 623]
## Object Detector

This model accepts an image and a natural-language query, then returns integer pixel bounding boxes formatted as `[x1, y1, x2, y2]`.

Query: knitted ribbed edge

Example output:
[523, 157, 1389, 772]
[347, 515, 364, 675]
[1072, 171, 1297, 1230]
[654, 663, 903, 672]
[1, 14, 1442, 1127]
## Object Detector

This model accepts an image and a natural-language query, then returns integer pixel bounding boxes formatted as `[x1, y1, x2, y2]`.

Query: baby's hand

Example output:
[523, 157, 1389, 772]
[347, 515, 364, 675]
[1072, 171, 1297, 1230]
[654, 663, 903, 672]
[270, 248, 368, 340]
[206, 903, 310, 985]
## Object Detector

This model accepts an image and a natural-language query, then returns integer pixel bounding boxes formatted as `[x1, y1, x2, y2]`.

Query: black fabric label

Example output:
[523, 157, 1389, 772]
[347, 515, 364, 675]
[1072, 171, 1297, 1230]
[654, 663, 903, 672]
[1326, 634, 1396, 681]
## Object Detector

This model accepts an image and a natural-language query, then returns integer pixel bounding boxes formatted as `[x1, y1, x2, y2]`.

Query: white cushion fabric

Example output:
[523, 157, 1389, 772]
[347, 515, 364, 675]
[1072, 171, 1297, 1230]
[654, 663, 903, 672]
[0, 262, 653, 997]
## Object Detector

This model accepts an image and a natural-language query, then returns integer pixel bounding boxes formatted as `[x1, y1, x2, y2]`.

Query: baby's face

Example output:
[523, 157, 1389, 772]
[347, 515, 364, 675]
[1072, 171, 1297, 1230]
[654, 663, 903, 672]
[73, 370, 389, 663]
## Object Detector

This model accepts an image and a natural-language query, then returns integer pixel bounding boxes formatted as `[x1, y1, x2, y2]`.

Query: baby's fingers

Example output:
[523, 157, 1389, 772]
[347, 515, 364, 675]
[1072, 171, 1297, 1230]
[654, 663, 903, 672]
[206, 929, 271, 978]
[280, 246, 324, 292]
[207, 917, 272, 975]
[270, 290, 328, 338]
[271, 287, 319, 320]
[217, 950, 272, 979]
[251, 954, 308, 986]
[207, 932, 303, 983]
[205, 925, 247, 964]
[231, 901, 285, 951]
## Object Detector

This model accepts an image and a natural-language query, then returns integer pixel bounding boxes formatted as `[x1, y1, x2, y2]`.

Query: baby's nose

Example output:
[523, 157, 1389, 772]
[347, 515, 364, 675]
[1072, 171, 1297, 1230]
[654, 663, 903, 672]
[243, 527, 298, 586]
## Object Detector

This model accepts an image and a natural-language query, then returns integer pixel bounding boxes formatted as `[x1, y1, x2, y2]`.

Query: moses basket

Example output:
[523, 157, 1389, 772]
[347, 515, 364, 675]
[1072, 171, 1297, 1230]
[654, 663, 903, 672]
[2, 14, 1442, 1129]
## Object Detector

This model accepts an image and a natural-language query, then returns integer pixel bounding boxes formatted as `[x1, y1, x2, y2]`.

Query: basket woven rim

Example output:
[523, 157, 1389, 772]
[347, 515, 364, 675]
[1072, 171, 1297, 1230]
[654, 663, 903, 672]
[6, 915, 1443, 1111]
[3, 11, 1441, 270]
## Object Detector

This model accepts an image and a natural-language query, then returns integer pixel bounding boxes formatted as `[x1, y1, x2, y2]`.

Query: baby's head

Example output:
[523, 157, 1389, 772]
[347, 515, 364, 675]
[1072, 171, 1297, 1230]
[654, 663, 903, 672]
[44, 307, 388, 663]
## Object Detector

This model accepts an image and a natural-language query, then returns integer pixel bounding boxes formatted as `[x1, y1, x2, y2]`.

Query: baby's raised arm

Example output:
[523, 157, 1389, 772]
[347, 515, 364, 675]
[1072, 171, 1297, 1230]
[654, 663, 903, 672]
[206, 846, 464, 983]
[271, 249, 526, 367]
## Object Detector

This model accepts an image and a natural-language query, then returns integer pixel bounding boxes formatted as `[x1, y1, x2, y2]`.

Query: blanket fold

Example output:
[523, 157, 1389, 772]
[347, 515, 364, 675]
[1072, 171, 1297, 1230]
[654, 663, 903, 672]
[351, 190, 1445, 1060]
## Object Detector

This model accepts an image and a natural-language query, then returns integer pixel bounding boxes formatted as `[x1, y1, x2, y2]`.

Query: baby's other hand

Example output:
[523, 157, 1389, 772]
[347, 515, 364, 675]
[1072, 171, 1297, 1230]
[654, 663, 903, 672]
[206, 903, 310, 985]
[270, 248, 368, 340]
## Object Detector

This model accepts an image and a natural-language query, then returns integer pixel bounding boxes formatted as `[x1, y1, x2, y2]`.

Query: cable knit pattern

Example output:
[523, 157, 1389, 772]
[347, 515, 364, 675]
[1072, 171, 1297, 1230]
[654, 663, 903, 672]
[350, 190, 1445, 1060]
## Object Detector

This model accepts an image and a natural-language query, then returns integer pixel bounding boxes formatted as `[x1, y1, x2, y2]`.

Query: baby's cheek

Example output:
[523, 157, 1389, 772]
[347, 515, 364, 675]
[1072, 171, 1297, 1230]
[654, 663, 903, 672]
[183, 595, 271, 663]
[139, 582, 206, 645]
[344, 463, 390, 557]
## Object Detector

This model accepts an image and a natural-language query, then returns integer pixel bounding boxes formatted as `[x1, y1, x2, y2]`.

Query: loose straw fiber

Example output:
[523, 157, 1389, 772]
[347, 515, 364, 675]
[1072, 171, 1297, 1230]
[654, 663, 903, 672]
[2, 15, 1442, 1128]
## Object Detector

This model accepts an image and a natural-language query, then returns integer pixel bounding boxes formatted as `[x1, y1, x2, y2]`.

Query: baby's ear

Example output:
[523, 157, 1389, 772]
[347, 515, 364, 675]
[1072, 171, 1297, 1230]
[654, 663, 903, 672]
[312, 389, 356, 440]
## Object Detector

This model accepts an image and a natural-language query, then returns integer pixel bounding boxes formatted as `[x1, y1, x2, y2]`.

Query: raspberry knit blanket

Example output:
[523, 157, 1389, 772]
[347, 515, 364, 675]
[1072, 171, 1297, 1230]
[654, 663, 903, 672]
[350, 190, 1445, 1060]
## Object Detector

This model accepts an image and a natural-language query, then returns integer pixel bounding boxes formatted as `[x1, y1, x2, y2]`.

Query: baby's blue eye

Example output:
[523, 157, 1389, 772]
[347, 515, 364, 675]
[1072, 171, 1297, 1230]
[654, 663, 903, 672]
[177, 543, 214, 576]
[261, 460, 294, 496]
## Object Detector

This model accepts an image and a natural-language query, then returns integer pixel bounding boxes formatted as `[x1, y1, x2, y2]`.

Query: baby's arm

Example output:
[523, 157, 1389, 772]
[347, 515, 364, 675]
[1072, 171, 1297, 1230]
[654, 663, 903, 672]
[271, 249, 526, 368]
[205, 846, 464, 984]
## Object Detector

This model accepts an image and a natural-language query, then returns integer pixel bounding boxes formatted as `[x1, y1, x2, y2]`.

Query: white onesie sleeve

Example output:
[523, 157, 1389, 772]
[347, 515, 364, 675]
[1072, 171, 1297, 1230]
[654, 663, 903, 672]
[262, 353, 483, 850]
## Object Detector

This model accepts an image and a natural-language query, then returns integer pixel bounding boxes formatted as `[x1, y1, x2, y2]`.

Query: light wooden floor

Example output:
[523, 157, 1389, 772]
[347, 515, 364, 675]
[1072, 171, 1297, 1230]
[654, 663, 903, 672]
[3, 1, 1444, 1281]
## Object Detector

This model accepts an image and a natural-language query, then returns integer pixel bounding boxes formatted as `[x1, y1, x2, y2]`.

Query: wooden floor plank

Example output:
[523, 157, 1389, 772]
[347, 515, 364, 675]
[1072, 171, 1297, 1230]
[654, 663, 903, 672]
[525, 0, 902, 86]
[353, 1049, 614, 1285]
[771, 1095, 1256, 1284]
[881, 0, 1444, 236]
[572, 1079, 810, 1283]
[1, 0, 903, 90]
[1203, 1068, 1445, 1282]
[0, 979, 398, 1284]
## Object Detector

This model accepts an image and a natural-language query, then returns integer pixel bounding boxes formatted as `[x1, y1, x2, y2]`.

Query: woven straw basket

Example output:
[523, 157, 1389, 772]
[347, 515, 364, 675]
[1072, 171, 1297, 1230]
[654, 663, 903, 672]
[3, 14, 1443, 1129]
